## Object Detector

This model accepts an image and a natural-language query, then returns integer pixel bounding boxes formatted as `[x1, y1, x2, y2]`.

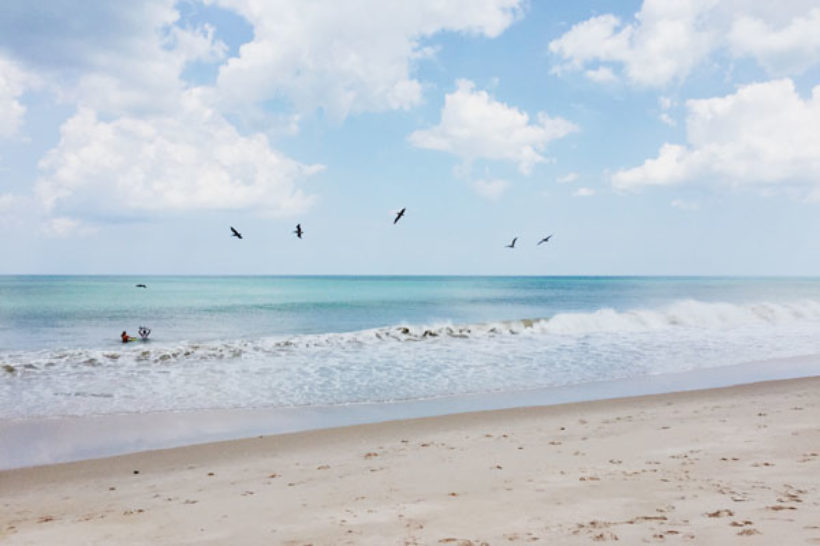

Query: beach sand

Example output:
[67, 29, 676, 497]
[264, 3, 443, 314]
[1, 377, 819, 545]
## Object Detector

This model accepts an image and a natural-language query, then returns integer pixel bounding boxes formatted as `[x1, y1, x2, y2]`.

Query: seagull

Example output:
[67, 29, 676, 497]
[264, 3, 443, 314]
[537, 234, 554, 245]
[230, 226, 243, 239]
[294, 223, 303, 239]
[135, 284, 147, 288]
[393, 208, 406, 224]
[505, 237, 518, 249]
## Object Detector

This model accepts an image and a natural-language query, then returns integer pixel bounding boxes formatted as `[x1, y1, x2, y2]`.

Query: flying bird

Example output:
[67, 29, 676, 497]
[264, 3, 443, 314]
[230, 226, 243, 239]
[393, 208, 406, 224]
[135, 284, 147, 288]
[294, 223, 303, 239]
[505, 237, 518, 249]
[537, 234, 553, 245]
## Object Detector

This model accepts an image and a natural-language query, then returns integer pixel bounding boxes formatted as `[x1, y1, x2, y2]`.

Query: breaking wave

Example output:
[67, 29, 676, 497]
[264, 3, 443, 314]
[3, 298, 820, 374]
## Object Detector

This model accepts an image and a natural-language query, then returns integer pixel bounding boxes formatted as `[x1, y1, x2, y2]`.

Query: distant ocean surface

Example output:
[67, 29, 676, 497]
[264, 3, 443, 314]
[2, 276, 820, 419]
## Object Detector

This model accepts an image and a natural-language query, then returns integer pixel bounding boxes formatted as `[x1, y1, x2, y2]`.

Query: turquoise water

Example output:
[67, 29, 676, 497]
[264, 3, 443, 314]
[1, 276, 820, 418]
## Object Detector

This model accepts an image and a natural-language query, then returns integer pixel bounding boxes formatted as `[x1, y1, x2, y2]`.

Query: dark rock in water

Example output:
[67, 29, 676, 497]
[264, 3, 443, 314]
[2, 364, 16, 374]
[398, 327, 410, 335]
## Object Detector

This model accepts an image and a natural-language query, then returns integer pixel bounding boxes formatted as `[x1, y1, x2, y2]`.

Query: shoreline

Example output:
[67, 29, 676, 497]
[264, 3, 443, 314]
[2, 353, 819, 470]
[2, 375, 819, 544]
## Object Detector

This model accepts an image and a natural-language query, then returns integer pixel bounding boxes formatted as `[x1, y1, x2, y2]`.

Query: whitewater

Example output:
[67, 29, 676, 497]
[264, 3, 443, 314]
[1, 276, 820, 419]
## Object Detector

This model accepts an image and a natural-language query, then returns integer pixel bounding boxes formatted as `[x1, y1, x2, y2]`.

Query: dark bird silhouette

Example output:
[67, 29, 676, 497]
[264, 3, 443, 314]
[505, 237, 518, 249]
[393, 208, 406, 224]
[294, 223, 303, 239]
[537, 234, 554, 245]
[230, 226, 243, 239]
[135, 284, 147, 288]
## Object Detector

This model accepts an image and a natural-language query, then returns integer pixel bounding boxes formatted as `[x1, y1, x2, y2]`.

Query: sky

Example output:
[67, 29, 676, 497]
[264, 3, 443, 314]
[1, 0, 820, 276]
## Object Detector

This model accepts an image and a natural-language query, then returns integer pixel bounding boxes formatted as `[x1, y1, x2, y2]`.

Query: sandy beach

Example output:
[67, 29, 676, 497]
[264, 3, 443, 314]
[2, 376, 819, 545]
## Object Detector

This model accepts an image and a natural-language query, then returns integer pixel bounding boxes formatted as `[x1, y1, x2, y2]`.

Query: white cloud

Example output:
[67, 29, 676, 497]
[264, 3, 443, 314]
[1, 1, 327, 229]
[472, 178, 510, 200]
[0, 193, 21, 214]
[214, 0, 523, 120]
[42, 217, 96, 238]
[549, 1, 820, 87]
[549, 2, 715, 87]
[585, 66, 617, 83]
[0, 0, 227, 117]
[612, 79, 820, 197]
[557, 172, 579, 184]
[729, 8, 820, 75]
[573, 187, 595, 197]
[35, 93, 321, 220]
[0, 55, 34, 138]
[409, 79, 578, 174]
[659, 112, 676, 126]
[658, 96, 676, 126]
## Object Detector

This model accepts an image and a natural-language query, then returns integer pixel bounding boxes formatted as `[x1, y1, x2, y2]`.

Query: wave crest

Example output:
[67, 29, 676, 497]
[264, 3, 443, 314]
[3, 299, 820, 372]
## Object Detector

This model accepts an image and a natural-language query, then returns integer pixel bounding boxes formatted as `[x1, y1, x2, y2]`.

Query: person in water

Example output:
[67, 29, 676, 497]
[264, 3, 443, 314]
[121, 330, 130, 343]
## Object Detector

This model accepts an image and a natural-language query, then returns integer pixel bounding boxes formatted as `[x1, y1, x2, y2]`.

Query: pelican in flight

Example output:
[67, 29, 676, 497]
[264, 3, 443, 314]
[537, 234, 553, 245]
[393, 208, 406, 224]
[505, 237, 518, 249]
[294, 223, 303, 239]
[230, 226, 243, 239]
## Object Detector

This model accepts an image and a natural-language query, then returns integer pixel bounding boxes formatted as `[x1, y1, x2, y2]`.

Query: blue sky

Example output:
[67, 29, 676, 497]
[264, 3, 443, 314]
[1, 0, 819, 275]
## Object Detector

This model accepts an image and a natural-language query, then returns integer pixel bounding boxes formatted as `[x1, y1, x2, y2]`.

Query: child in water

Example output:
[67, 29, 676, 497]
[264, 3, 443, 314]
[122, 328, 150, 342]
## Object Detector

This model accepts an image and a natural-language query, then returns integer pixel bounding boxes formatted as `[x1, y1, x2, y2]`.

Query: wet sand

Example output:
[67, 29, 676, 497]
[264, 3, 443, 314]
[2, 376, 819, 544]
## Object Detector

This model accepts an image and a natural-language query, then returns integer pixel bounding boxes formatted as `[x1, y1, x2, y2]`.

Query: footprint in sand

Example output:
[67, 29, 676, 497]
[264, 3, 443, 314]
[737, 528, 761, 536]
[705, 509, 733, 518]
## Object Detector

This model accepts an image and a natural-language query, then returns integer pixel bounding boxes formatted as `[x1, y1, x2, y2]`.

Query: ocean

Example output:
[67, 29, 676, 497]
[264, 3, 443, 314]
[2, 276, 820, 420]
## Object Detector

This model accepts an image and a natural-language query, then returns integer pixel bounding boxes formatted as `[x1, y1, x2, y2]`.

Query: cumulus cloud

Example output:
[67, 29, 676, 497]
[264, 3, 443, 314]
[35, 92, 321, 220]
[549, 2, 715, 87]
[472, 178, 510, 200]
[1, 1, 327, 230]
[214, 0, 523, 120]
[549, 1, 820, 87]
[409, 79, 578, 174]
[573, 187, 595, 197]
[0, 55, 35, 138]
[612, 79, 820, 197]
[0, 0, 227, 117]
[585, 66, 617, 83]
[729, 7, 820, 75]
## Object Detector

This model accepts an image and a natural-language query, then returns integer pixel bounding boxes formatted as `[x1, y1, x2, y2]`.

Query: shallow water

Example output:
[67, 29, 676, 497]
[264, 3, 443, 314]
[2, 276, 820, 418]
